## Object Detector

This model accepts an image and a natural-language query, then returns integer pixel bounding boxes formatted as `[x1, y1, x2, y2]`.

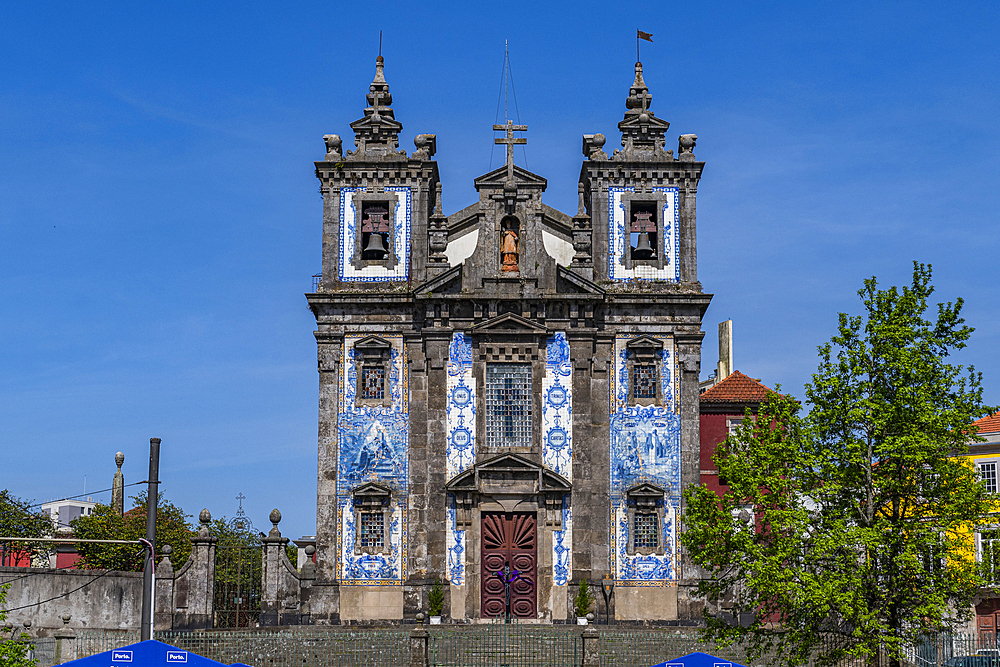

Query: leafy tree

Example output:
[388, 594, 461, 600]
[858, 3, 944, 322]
[71, 492, 193, 571]
[0, 583, 36, 667]
[0, 490, 52, 565]
[683, 263, 996, 667]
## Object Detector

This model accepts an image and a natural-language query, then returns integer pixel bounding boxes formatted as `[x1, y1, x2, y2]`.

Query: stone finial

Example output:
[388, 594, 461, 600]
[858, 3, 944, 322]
[268, 508, 282, 538]
[197, 508, 211, 538]
[111, 451, 125, 516]
[412, 134, 437, 161]
[305, 545, 316, 556]
[323, 134, 342, 160]
[613, 62, 673, 162]
[678, 134, 697, 161]
[346, 55, 406, 161]
[582, 134, 607, 161]
[61, 615, 71, 626]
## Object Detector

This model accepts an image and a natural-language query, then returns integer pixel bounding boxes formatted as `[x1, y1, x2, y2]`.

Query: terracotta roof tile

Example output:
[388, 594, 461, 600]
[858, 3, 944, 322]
[974, 411, 1000, 435]
[700, 370, 775, 404]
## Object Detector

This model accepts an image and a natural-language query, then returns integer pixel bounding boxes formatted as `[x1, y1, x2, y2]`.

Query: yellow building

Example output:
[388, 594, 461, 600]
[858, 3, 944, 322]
[966, 411, 1000, 643]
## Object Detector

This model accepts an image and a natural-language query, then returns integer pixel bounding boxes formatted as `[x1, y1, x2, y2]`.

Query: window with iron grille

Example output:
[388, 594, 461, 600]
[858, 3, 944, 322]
[362, 366, 385, 400]
[358, 512, 385, 550]
[633, 364, 657, 399]
[981, 462, 997, 493]
[485, 363, 532, 447]
[634, 513, 658, 549]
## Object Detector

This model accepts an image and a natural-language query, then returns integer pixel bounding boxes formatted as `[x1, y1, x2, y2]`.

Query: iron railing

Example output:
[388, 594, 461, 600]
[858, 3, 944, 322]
[71, 628, 1000, 667]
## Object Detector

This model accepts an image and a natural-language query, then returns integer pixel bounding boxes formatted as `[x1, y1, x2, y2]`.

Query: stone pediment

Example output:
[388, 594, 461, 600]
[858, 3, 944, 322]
[625, 482, 666, 499]
[414, 264, 463, 296]
[351, 481, 392, 497]
[625, 335, 664, 350]
[353, 335, 393, 350]
[470, 313, 547, 335]
[445, 453, 572, 495]
[473, 164, 547, 191]
[556, 265, 605, 296]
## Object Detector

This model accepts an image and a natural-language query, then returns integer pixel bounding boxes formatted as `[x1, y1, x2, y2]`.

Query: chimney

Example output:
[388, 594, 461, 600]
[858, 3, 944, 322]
[717, 320, 733, 381]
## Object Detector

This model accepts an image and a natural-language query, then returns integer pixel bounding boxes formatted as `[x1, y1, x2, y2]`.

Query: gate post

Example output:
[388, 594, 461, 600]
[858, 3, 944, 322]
[53, 615, 76, 664]
[176, 509, 218, 630]
[581, 627, 600, 667]
[261, 509, 291, 626]
[410, 628, 429, 667]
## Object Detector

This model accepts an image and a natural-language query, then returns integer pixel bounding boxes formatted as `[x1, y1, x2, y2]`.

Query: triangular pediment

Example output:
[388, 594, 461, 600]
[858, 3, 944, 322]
[445, 453, 571, 493]
[354, 335, 393, 350]
[625, 335, 664, 350]
[626, 482, 666, 498]
[556, 265, 605, 296]
[470, 313, 547, 335]
[351, 481, 392, 497]
[474, 164, 547, 190]
[349, 114, 403, 132]
[617, 113, 671, 132]
[414, 264, 463, 296]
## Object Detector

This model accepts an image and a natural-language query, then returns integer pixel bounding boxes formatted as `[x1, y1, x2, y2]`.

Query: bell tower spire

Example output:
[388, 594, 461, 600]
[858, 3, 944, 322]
[612, 61, 672, 161]
[346, 50, 406, 161]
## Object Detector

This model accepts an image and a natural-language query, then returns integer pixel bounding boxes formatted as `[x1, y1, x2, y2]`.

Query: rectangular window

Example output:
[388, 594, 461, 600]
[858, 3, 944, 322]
[633, 364, 657, 399]
[361, 366, 385, 400]
[727, 417, 743, 435]
[981, 529, 1000, 583]
[358, 512, 385, 550]
[485, 363, 532, 447]
[981, 462, 997, 493]
[634, 513, 658, 549]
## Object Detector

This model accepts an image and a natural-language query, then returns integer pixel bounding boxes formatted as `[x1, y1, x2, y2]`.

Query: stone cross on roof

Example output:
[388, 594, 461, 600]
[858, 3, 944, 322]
[493, 119, 527, 184]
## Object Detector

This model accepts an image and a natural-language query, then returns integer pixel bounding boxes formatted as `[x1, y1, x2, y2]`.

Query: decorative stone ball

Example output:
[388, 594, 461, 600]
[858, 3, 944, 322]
[115, 451, 125, 467]
[592, 134, 606, 148]
[161, 544, 173, 555]
[23, 621, 31, 628]
[269, 509, 282, 526]
[415, 613, 424, 622]
[305, 545, 316, 555]
[414, 135, 428, 149]
[638, 113, 650, 124]
[62, 615, 71, 625]
[586, 613, 594, 622]
[199, 508, 212, 525]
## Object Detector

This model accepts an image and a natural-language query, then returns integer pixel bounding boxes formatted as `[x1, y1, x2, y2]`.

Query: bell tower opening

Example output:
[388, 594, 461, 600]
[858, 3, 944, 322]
[629, 201, 658, 260]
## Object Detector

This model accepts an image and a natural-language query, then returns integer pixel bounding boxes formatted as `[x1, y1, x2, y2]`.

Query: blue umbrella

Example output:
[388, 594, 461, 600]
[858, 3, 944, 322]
[63, 639, 253, 666]
[650, 651, 749, 667]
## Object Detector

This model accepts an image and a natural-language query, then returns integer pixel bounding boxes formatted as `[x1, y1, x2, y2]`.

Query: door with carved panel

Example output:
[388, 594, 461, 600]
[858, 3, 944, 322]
[481, 512, 536, 618]
[978, 599, 1000, 648]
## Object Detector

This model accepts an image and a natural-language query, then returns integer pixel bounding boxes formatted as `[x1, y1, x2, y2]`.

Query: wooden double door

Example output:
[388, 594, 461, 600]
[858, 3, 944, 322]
[481, 512, 537, 619]
[978, 599, 1000, 647]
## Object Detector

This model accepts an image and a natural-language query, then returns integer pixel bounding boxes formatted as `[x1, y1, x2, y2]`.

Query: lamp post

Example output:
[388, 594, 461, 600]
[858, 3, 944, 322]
[600, 577, 614, 626]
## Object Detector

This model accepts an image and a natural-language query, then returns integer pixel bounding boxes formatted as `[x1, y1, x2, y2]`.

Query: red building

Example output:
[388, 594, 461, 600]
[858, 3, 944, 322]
[699, 370, 776, 496]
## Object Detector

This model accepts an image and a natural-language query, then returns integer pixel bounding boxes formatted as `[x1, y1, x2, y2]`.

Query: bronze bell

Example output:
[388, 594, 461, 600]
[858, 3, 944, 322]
[633, 232, 654, 258]
[364, 233, 388, 257]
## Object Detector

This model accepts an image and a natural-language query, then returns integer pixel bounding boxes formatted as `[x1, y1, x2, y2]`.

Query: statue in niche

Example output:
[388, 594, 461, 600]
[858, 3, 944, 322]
[500, 216, 519, 272]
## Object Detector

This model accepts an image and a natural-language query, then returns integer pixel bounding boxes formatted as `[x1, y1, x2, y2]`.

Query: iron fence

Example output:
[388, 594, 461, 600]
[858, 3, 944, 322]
[430, 621, 579, 667]
[71, 627, 1000, 667]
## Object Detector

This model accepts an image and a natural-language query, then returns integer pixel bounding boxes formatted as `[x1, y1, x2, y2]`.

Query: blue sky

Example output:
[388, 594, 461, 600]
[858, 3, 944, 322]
[2, 1, 998, 541]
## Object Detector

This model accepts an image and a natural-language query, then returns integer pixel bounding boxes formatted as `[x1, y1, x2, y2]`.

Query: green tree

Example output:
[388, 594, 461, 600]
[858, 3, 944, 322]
[682, 263, 996, 667]
[0, 490, 52, 565]
[71, 492, 193, 571]
[0, 583, 36, 667]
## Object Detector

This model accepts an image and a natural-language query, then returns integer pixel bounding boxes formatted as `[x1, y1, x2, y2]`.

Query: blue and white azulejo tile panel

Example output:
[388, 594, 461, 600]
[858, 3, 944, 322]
[446, 332, 476, 479]
[608, 333, 681, 586]
[608, 186, 680, 282]
[446, 494, 466, 586]
[338, 186, 412, 282]
[552, 494, 572, 586]
[543, 332, 573, 480]
[336, 334, 408, 584]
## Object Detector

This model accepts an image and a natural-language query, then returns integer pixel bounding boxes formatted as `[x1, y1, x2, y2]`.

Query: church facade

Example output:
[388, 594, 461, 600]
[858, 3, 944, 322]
[305, 55, 711, 623]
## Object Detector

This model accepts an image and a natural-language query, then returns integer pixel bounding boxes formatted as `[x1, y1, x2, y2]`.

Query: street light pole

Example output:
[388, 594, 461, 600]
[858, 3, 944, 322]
[140, 438, 160, 641]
